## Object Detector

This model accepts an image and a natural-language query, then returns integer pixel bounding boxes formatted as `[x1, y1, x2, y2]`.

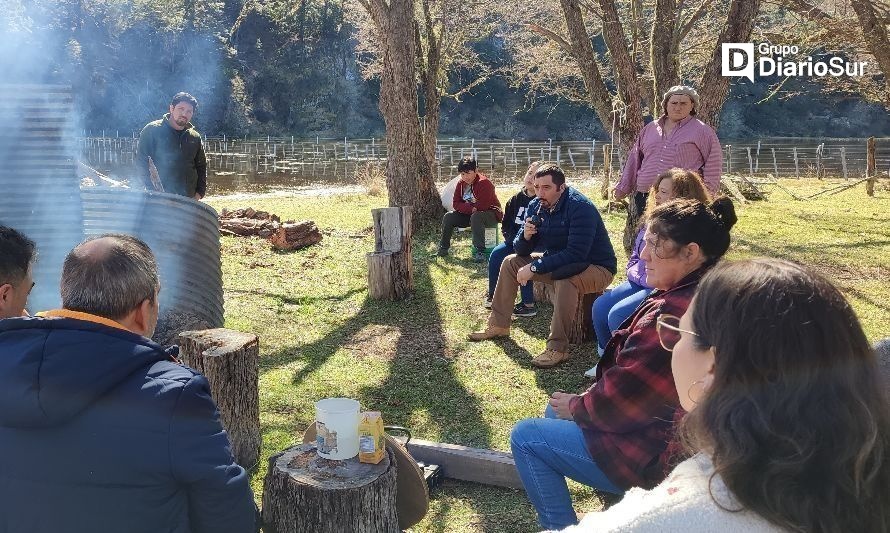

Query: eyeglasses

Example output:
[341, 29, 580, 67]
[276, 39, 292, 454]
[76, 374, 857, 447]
[656, 314, 699, 351]
[643, 235, 679, 259]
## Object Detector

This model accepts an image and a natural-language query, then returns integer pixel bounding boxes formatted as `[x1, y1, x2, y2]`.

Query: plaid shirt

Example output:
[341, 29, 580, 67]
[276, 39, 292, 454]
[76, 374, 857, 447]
[569, 267, 709, 490]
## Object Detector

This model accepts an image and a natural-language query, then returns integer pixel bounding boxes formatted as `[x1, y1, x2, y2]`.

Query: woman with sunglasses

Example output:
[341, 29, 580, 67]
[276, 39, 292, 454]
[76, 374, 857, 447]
[559, 258, 890, 532]
[511, 198, 736, 530]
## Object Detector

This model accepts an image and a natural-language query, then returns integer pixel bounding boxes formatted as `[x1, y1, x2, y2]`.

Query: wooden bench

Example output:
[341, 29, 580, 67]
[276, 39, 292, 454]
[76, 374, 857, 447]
[533, 283, 601, 345]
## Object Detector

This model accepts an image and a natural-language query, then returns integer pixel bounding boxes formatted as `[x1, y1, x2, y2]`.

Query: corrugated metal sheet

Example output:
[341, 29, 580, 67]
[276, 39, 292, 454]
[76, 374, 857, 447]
[80, 188, 224, 328]
[0, 84, 223, 336]
[0, 84, 82, 313]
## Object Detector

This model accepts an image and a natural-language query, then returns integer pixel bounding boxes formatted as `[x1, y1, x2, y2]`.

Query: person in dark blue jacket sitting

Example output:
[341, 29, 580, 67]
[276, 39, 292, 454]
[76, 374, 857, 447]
[469, 164, 617, 368]
[0, 234, 257, 533]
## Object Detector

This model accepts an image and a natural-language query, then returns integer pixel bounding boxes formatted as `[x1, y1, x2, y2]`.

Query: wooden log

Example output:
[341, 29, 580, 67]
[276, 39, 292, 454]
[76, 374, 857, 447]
[178, 328, 261, 470]
[405, 438, 522, 490]
[368, 207, 413, 300]
[866, 137, 877, 196]
[262, 444, 398, 533]
[268, 221, 323, 251]
[533, 283, 600, 344]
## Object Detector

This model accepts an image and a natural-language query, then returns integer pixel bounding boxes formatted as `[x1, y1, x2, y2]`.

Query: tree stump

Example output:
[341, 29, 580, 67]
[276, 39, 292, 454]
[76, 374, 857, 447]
[262, 444, 398, 533]
[534, 283, 600, 344]
[367, 206, 413, 300]
[178, 328, 261, 470]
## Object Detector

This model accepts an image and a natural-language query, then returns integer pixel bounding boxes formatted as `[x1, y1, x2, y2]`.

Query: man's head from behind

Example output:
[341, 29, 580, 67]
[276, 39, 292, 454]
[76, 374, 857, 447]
[168, 92, 198, 131]
[61, 234, 160, 338]
[0, 225, 36, 319]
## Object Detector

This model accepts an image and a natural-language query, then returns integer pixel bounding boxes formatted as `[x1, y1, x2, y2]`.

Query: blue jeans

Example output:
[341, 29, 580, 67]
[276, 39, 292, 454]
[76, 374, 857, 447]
[592, 281, 649, 351]
[488, 242, 534, 304]
[510, 404, 623, 530]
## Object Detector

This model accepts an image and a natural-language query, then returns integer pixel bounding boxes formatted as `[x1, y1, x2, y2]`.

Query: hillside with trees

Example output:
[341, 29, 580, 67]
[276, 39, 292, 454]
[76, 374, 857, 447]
[0, 0, 887, 140]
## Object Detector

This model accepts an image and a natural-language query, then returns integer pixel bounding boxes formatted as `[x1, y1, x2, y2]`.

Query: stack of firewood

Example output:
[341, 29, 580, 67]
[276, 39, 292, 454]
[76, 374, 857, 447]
[220, 207, 322, 251]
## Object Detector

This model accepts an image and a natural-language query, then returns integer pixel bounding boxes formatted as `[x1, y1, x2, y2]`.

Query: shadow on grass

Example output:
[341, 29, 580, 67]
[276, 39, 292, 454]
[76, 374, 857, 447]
[484, 299, 599, 396]
[228, 287, 365, 307]
[260, 225, 496, 449]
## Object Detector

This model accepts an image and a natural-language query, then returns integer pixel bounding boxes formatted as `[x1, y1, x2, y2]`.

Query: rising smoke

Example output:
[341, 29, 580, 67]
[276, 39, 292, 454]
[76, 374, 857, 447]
[0, 1, 225, 336]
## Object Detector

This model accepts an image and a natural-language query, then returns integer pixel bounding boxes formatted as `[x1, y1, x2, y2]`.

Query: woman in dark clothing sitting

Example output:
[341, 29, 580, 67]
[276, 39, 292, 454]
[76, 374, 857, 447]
[485, 161, 540, 316]
[510, 197, 737, 530]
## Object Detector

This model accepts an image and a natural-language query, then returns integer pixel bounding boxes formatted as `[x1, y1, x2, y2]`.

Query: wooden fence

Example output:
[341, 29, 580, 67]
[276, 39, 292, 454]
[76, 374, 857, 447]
[79, 133, 890, 183]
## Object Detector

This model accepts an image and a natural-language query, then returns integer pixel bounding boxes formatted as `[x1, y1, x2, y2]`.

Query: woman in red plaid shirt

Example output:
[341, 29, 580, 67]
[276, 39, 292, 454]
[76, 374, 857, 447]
[510, 197, 737, 530]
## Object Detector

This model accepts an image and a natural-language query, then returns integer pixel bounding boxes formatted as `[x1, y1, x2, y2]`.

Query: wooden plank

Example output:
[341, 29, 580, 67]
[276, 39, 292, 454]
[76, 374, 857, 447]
[405, 438, 523, 490]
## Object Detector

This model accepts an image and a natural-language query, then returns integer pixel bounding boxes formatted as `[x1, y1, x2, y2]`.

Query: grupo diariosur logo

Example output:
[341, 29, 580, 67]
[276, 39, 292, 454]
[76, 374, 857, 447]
[721, 43, 868, 82]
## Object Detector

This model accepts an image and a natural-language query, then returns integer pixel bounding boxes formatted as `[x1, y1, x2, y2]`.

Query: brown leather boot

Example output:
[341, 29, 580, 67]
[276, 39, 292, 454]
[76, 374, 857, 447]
[467, 326, 510, 341]
[531, 349, 569, 368]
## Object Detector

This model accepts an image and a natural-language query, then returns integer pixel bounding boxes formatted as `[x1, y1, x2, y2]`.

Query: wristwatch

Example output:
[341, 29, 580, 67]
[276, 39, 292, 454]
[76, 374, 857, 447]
[530, 264, 539, 273]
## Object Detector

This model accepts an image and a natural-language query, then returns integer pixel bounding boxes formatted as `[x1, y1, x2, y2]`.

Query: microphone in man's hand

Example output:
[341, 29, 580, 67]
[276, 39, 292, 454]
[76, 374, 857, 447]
[527, 202, 543, 227]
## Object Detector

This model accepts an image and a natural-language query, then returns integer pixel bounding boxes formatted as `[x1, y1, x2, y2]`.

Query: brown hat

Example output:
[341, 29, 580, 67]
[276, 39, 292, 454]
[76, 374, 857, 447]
[302, 422, 429, 529]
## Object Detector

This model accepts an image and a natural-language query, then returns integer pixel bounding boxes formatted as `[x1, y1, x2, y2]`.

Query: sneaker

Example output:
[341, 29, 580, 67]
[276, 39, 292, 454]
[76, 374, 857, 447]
[472, 249, 486, 263]
[437, 247, 449, 257]
[512, 303, 537, 317]
[483, 295, 493, 308]
[583, 364, 598, 379]
[532, 349, 570, 368]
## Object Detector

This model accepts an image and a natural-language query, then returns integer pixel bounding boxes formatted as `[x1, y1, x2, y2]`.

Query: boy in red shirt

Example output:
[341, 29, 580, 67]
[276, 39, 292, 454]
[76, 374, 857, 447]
[438, 157, 502, 262]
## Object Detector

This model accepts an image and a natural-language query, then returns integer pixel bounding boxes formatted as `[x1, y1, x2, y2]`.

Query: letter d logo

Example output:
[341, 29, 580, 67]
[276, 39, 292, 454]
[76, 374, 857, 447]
[722, 43, 755, 82]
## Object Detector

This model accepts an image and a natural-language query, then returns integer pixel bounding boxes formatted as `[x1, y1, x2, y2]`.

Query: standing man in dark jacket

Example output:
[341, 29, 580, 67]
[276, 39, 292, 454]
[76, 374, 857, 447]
[438, 156, 503, 262]
[0, 234, 256, 533]
[136, 92, 208, 199]
[469, 164, 616, 368]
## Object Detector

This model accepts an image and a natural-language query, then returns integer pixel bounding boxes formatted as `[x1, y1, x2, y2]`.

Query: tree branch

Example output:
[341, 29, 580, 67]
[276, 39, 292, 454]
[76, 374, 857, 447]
[527, 23, 575, 56]
[678, 0, 713, 41]
[577, 0, 604, 21]
[444, 68, 499, 102]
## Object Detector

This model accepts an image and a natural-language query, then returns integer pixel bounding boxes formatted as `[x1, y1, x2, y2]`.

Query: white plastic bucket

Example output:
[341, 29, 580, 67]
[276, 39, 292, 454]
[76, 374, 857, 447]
[314, 398, 361, 460]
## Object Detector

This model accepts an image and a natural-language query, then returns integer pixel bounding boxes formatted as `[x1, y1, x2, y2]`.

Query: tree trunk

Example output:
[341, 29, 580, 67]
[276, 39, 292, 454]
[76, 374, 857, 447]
[418, 0, 442, 170]
[367, 0, 441, 228]
[561, 0, 642, 155]
[696, 0, 762, 127]
[850, 0, 890, 104]
[262, 444, 398, 533]
[178, 328, 261, 470]
[650, 0, 680, 108]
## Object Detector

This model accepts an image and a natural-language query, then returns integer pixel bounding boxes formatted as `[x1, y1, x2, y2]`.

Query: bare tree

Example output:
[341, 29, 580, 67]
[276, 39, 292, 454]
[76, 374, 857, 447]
[780, 0, 890, 106]
[353, 0, 441, 226]
[501, 0, 763, 153]
[349, 0, 497, 226]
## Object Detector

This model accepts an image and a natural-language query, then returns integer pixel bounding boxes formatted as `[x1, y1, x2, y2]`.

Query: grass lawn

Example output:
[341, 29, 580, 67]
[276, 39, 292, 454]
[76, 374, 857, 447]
[206, 178, 889, 532]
